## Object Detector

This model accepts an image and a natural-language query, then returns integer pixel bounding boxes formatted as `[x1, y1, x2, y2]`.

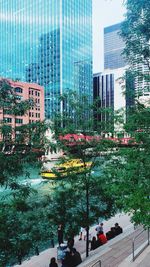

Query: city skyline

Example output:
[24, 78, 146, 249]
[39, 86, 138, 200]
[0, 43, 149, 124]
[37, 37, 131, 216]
[0, 0, 92, 119]
[93, 0, 125, 72]
[0, 0, 126, 75]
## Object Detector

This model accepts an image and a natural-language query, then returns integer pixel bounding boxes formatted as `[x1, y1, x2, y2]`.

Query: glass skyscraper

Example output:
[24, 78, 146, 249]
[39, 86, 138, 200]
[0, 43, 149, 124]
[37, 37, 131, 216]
[0, 0, 92, 118]
[104, 22, 126, 70]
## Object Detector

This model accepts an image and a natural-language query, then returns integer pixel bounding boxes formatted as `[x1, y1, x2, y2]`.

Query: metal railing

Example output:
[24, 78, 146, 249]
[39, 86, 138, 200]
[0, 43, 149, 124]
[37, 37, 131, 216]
[90, 259, 101, 267]
[132, 228, 150, 261]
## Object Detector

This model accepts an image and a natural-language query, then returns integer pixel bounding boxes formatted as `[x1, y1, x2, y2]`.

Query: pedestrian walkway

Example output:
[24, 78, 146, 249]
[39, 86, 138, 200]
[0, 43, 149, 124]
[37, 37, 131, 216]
[80, 226, 149, 267]
[15, 213, 132, 267]
[119, 245, 150, 267]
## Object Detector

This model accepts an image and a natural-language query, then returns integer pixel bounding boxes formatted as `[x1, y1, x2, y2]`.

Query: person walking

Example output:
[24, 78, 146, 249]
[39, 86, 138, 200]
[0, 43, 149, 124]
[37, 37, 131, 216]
[58, 224, 64, 246]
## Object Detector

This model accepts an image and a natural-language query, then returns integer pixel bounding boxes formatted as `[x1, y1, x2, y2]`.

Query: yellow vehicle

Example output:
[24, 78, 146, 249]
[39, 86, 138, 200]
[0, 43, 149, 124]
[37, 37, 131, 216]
[40, 159, 92, 179]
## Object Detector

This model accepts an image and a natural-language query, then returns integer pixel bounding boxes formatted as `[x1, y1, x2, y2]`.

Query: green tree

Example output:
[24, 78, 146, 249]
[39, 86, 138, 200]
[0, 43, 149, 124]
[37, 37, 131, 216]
[0, 79, 52, 265]
[51, 93, 117, 257]
[103, 0, 150, 228]
[0, 190, 54, 266]
[103, 103, 150, 227]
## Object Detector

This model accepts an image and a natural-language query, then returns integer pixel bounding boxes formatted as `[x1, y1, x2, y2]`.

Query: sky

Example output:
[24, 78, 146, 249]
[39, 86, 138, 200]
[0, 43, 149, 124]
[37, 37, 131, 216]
[93, 0, 126, 73]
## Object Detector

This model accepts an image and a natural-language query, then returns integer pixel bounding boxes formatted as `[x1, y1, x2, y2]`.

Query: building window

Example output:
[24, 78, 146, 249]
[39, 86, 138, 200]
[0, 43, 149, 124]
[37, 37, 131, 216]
[15, 118, 23, 124]
[16, 95, 22, 100]
[15, 87, 23, 93]
[4, 117, 12, 123]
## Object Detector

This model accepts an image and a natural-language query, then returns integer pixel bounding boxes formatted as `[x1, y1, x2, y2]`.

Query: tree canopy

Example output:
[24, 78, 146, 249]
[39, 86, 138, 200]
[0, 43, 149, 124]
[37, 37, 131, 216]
[104, 0, 150, 228]
[50, 93, 117, 257]
[0, 79, 53, 265]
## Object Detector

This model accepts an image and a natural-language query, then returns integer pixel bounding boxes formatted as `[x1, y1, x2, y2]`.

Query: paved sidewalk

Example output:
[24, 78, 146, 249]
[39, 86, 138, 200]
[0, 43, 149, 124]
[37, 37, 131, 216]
[15, 214, 132, 267]
[119, 245, 150, 267]
[80, 226, 148, 267]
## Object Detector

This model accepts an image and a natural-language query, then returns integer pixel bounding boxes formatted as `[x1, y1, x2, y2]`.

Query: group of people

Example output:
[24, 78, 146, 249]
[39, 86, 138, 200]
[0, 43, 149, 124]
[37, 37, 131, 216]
[91, 222, 123, 251]
[49, 222, 123, 266]
[49, 237, 82, 267]
[49, 248, 82, 267]
[106, 222, 123, 240]
[49, 225, 82, 267]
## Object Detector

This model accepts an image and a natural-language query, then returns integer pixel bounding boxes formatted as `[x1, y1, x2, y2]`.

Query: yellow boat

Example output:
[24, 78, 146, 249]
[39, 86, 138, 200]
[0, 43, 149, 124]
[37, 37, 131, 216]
[40, 159, 92, 179]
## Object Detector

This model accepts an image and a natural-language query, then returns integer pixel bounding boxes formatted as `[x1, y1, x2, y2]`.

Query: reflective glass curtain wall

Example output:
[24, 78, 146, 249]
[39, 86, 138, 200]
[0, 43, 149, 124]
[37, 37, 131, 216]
[0, 0, 92, 118]
[104, 23, 126, 70]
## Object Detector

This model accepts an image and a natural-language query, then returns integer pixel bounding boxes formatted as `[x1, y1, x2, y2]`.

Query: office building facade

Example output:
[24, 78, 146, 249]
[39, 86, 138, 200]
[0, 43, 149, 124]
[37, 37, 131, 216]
[93, 68, 126, 133]
[0, 0, 92, 118]
[104, 22, 126, 70]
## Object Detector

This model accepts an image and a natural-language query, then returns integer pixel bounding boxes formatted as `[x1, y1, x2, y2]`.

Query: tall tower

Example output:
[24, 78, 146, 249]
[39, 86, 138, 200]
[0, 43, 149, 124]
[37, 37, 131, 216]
[0, 0, 92, 119]
[104, 22, 126, 70]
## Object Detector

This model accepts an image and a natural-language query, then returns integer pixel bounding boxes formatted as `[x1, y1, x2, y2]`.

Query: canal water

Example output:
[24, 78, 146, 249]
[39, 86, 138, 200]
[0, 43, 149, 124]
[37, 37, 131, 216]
[0, 161, 57, 198]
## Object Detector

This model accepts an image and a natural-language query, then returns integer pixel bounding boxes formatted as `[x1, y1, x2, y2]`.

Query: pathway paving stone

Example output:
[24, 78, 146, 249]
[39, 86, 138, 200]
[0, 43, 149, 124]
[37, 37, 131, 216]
[81, 227, 148, 267]
[15, 214, 149, 267]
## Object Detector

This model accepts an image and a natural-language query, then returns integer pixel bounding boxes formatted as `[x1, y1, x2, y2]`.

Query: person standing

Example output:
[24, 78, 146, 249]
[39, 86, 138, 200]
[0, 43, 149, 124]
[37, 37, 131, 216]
[58, 224, 63, 246]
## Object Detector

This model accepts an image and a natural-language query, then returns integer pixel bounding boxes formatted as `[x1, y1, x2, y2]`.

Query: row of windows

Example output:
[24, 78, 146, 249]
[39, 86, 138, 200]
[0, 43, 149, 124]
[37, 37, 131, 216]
[31, 107, 40, 111]
[29, 90, 40, 97]
[13, 87, 41, 99]
[29, 112, 40, 118]
[4, 117, 12, 123]
[4, 117, 23, 124]
[29, 120, 40, 123]
[15, 118, 23, 124]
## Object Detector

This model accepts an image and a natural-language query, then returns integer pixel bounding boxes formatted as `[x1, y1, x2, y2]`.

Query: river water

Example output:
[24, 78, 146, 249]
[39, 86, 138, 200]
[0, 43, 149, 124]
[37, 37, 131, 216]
[0, 161, 57, 198]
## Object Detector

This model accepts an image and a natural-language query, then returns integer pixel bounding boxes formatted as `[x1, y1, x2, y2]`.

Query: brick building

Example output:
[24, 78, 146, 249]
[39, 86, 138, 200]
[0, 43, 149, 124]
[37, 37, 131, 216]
[0, 79, 44, 142]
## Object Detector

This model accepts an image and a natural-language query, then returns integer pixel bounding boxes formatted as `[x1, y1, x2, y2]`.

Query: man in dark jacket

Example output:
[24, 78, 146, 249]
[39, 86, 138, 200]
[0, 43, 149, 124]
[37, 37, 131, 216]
[114, 223, 123, 236]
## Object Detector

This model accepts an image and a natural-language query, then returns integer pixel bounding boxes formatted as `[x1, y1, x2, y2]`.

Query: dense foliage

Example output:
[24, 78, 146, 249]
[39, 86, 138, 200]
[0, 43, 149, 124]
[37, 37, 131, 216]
[51, 93, 117, 256]
[0, 79, 52, 265]
[103, 103, 150, 227]
[104, 0, 150, 228]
